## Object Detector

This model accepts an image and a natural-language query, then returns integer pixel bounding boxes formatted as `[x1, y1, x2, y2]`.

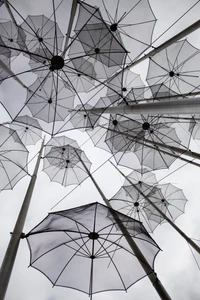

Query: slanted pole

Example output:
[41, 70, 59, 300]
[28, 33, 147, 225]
[62, 0, 78, 55]
[0, 138, 45, 300]
[75, 150, 172, 300]
[111, 161, 200, 255]
[87, 96, 200, 115]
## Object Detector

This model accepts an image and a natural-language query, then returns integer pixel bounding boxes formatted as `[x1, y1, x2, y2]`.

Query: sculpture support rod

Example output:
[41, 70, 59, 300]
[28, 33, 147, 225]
[0, 138, 45, 300]
[62, 0, 78, 55]
[77, 152, 172, 300]
[110, 161, 200, 255]
[88, 97, 200, 115]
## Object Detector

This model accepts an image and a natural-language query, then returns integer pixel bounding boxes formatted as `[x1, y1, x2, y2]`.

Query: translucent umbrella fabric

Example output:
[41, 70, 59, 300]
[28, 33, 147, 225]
[83, 0, 156, 62]
[9, 115, 42, 145]
[146, 39, 200, 94]
[43, 136, 91, 186]
[25, 202, 160, 297]
[144, 183, 188, 230]
[0, 126, 28, 191]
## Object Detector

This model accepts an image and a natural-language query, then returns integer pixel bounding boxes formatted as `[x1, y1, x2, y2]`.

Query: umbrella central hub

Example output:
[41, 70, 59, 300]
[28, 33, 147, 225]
[110, 23, 118, 32]
[134, 202, 139, 207]
[122, 87, 127, 92]
[38, 37, 43, 42]
[50, 55, 64, 70]
[66, 159, 70, 163]
[90, 255, 96, 259]
[48, 98, 52, 104]
[169, 71, 175, 77]
[161, 198, 165, 202]
[95, 48, 100, 54]
[112, 120, 118, 126]
[89, 232, 99, 240]
[142, 122, 150, 130]
[9, 38, 14, 42]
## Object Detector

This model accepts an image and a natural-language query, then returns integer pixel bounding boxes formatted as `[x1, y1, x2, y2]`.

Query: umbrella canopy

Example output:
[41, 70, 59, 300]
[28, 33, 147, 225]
[9, 115, 42, 145]
[144, 183, 188, 230]
[43, 136, 91, 186]
[25, 202, 160, 297]
[146, 39, 200, 94]
[83, 0, 156, 62]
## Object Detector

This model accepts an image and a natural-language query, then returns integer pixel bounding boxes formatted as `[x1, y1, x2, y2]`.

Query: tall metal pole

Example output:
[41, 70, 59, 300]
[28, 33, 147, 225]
[76, 150, 172, 300]
[110, 161, 200, 255]
[0, 138, 45, 300]
[87, 96, 200, 116]
[62, 0, 78, 56]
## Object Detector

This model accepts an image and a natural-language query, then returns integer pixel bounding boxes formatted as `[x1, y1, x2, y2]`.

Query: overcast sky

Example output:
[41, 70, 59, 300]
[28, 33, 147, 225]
[1, 0, 200, 300]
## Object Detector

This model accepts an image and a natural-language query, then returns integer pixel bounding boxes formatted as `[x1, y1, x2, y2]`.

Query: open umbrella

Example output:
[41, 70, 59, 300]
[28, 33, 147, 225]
[25, 202, 160, 298]
[9, 115, 42, 145]
[43, 136, 92, 187]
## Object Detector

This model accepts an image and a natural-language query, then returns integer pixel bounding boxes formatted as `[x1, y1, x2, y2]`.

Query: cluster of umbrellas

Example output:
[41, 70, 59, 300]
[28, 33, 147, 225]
[0, 0, 200, 300]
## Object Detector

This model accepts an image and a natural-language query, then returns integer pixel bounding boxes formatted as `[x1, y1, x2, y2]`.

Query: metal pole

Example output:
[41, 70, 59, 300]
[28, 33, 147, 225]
[110, 161, 200, 255]
[87, 96, 200, 115]
[62, 0, 78, 56]
[0, 138, 45, 300]
[76, 151, 172, 300]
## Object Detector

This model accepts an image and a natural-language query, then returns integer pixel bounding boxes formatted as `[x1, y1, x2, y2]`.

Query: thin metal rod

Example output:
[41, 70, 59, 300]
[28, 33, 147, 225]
[76, 151, 172, 300]
[87, 96, 200, 115]
[62, 0, 78, 56]
[110, 161, 200, 255]
[100, 126, 200, 168]
[0, 138, 45, 300]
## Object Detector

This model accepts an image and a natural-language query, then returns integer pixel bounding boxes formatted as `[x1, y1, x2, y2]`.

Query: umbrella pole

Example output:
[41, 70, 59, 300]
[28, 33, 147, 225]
[0, 138, 45, 300]
[87, 96, 200, 115]
[62, 0, 78, 55]
[76, 153, 172, 300]
[111, 161, 200, 255]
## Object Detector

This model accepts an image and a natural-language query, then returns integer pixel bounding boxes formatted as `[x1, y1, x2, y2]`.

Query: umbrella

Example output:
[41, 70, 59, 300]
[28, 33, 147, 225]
[88, 113, 185, 170]
[146, 39, 200, 94]
[9, 115, 42, 145]
[110, 168, 158, 232]
[25, 202, 160, 298]
[43, 136, 91, 186]
[110, 162, 200, 256]
[82, 0, 157, 62]
[144, 183, 188, 230]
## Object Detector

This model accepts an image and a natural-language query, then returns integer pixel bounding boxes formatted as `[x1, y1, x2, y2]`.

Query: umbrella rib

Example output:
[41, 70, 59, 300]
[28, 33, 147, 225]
[96, 237, 128, 291]
[53, 238, 92, 287]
